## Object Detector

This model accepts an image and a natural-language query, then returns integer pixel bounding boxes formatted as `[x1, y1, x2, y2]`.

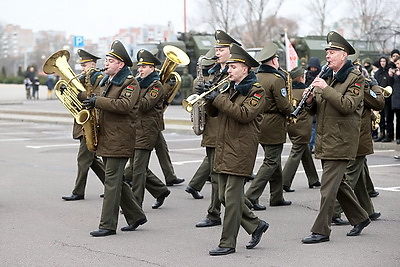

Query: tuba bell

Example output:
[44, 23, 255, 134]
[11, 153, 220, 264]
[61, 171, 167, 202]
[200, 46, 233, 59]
[43, 50, 86, 118]
[43, 50, 98, 151]
[159, 45, 190, 109]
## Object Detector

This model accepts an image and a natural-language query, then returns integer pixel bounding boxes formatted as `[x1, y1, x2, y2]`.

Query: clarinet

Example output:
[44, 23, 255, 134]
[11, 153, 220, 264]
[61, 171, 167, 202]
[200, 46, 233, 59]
[289, 64, 329, 120]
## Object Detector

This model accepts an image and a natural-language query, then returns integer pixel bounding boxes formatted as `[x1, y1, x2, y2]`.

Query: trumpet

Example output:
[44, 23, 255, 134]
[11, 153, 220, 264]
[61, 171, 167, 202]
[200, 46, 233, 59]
[381, 85, 392, 98]
[182, 77, 230, 113]
[290, 64, 329, 120]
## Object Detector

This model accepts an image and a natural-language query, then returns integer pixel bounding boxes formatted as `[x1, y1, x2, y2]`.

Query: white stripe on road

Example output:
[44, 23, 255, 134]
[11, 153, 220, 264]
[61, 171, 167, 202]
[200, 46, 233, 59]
[172, 159, 205, 165]
[375, 186, 400, 192]
[169, 148, 204, 152]
[0, 138, 30, 142]
[368, 163, 400, 168]
[26, 144, 78, 149]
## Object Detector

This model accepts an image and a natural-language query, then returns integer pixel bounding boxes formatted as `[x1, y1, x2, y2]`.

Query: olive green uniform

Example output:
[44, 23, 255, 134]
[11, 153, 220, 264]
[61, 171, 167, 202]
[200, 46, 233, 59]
[306, 61, 369, 237]
[333, 80, 385, 217]
[129, 75, 168, 206]
[207, 71, 266, 249]
[187, 64, 228, 222]
[154, 131, 180, 184]
[95, 65, 145, 231]
[245, 66, 293, 206]
[282, 81, 319, 188]
[70, 70, 105, 196]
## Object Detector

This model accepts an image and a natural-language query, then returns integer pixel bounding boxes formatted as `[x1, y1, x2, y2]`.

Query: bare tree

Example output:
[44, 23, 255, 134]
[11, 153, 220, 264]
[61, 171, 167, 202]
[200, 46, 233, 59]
[236, 0, 285, 47]
[203, 0, 241, 32]
[346, 0, 400, 51]
[350, 0, 392, 37]
[236, 15, 298, 48]
[307, 0, 331, 35]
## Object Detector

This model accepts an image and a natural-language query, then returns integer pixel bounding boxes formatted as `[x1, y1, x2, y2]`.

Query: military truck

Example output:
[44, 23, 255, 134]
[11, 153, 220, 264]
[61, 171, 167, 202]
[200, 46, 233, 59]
[156, 32, 216, 104]
[246, 35, 380, 70]
[293, 35, 381, 65]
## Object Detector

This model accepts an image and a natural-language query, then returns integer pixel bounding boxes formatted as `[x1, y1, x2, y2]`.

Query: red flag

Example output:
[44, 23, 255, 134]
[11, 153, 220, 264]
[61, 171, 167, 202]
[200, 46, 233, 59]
[285, 31, 299, 71]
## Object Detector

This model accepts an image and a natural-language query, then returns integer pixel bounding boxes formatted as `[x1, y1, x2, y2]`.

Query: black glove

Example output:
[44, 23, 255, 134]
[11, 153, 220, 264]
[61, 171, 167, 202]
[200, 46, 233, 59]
[82, 96, 97, 109]
[195, 81, 211, 94]
[204, 90, 219, 102]
[368, 77, 378, 87]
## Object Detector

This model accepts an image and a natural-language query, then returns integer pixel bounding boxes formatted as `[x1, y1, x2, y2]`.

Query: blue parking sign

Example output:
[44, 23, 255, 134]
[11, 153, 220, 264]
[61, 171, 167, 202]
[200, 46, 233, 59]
[74, 36, 84, 47]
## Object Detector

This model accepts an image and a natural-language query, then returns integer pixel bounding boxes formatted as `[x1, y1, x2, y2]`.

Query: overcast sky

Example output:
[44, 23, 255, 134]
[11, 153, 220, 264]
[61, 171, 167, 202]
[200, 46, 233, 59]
[1, 0, 350, 40]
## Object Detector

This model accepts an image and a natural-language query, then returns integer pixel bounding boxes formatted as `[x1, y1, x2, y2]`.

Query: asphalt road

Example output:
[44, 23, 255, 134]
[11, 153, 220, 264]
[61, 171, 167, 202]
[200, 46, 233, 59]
[0, 117, 399, 266]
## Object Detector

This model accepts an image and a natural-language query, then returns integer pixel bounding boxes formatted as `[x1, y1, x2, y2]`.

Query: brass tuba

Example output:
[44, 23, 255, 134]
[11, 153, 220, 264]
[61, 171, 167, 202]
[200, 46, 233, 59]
[159, 45, 190, 109]
[43, 50, 98, 151]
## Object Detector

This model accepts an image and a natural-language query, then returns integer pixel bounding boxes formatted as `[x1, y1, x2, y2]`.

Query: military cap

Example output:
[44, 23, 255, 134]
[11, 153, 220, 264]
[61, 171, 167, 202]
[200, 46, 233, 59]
[325, 31, 355, 55]
[348, 48, 360, 64]
[362, 58, 371, 65]
[215, 30, 241, 48]
[256, 41, 279, 63]
[227, 43, 259, 68]
[107, 40, 133, 67]
[137, 49, 161, 66]
[201, 48, 217, 67]
[290, 66, 305, 79]
[77, 49, 101, 63]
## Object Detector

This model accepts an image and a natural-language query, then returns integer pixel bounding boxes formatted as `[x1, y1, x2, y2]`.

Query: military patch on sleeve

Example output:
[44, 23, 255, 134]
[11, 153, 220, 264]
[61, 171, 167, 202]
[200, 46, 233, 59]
[369, 89, 377, 98]
[125, 85, 135, 97]
[353, 83, 361, 95]
[249, 93, 262, 107]
[280, 88, 287, 97]
[149, 87, 159, 98]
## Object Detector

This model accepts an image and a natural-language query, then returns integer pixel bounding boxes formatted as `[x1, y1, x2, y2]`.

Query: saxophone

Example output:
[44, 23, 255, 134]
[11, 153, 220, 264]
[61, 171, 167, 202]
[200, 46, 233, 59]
[191, 56, 208, 135]
[282, 69, 297, 124]
[76, 68, 100, 152]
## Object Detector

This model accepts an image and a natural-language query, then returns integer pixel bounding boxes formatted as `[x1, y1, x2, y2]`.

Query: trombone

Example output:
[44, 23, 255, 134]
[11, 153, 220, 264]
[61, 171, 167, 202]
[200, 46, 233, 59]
[182, 77, 230, 112]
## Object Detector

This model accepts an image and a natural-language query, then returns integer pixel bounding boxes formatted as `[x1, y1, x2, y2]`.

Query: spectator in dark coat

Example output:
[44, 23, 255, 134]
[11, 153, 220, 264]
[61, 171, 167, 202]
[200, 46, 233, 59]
[391, 57, 400, 144]
[374, 56, 394, 142]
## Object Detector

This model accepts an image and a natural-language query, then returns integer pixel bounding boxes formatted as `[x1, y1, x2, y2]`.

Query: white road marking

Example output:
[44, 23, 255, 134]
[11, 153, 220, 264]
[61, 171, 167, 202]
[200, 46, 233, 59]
[26, 144, 78, 149]
[0, 138, 30, 142]
[172, 159, 205, 165]
[375, 186, 400, 192]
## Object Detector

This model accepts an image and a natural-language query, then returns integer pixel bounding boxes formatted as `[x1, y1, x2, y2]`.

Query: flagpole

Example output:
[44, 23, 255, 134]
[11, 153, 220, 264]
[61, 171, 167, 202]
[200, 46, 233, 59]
[285, 29, 290, 71]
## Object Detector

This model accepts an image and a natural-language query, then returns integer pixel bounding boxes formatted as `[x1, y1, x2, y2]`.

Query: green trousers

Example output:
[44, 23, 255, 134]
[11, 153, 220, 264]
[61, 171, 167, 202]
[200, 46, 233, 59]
[99, 157, 145, 231]
[124, 149, 168, 206]
[364, 159, 377, 195]
[218, 173, 259, 249]
[333, 156, 376, 218]
[282, 143, 319, 188]
[311, 160, 369, 236]
[72, 137, 105, 196]
[245, 144, 285, 206]
[187, 155, 210, 191]
[154, 132, 179, 184]
[205, 148, 221, 221]
[188, 148, 221, 221]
